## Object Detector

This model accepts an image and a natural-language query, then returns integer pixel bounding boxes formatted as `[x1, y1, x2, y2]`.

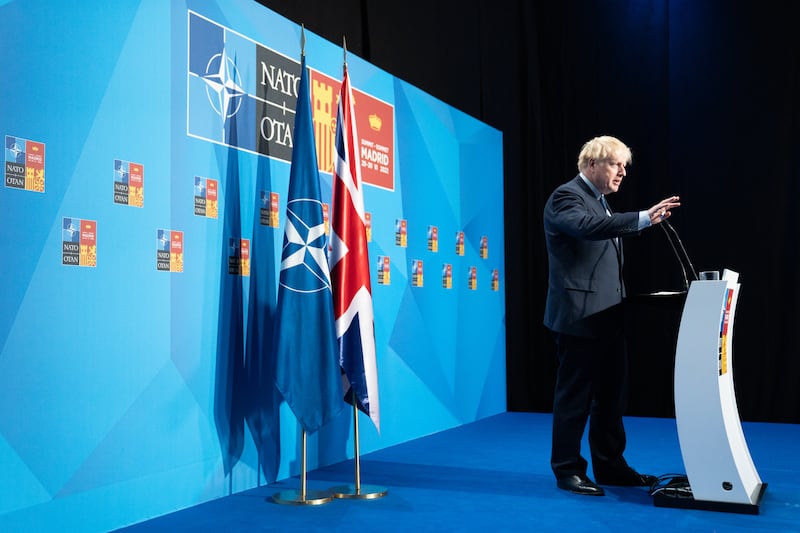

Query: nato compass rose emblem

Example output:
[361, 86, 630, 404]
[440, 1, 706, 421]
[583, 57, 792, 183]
[114, 161, 129, 183]
[7, 139, 24, 162]
[157, 230, 170, 251]
[279, 199, 332, 293]
[201, 47, 245, 120]
[63, 219, 79, 241]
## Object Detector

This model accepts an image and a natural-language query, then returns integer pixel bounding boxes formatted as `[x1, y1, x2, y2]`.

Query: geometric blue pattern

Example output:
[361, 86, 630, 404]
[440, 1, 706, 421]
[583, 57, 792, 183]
[0, 1, 504, 531]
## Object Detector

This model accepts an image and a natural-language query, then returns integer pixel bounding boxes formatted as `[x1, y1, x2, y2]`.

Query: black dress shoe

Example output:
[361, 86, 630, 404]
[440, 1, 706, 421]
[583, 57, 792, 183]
[556, 474, 605, 496]
[595, 470, 657, 487]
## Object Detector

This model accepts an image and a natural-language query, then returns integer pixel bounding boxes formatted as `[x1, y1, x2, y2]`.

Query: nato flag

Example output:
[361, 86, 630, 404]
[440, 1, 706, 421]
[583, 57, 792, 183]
[273, 53, 342, 433]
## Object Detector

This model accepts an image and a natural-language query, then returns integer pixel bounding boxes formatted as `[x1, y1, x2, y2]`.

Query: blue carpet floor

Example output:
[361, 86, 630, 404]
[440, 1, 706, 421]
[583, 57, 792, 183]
[116, 412, 800, 532]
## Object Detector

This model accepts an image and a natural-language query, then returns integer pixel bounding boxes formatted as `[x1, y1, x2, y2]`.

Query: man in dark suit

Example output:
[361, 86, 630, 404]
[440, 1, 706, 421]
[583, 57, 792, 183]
[543, 135, 680, 496]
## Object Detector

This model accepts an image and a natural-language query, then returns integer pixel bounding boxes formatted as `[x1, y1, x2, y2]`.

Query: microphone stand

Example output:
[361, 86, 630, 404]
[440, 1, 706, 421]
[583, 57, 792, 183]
[663, 219, 699, 282]
[660, 222, 689, 291]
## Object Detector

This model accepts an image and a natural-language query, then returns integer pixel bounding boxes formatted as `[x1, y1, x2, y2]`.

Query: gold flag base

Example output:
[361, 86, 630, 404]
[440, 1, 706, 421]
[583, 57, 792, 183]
[271, 489, 334, 506]
[330, 483, 388, 500]
[328, 395, 388, 501]
[270, 428, 334, 506]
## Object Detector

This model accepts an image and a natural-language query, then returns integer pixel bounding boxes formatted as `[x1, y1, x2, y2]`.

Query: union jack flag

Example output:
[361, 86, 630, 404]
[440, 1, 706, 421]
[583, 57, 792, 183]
[329, 66, 380, 431]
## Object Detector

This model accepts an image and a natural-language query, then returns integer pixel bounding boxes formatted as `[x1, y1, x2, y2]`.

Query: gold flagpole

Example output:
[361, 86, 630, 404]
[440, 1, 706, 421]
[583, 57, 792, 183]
[329, 34, 386, 501]
[270, 27, 334, 506]
[272, 428, 334, 505]
[331, 391, 387, 499]
[353, 399, 361, 494]
[301, 429, 307, 500]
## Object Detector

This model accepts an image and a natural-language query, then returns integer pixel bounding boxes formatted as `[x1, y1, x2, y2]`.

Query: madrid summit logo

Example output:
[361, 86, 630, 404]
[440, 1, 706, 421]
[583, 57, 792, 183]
[62, 217, 96, 267]
[187, 10, 300, 162]
[5, 135, 45, 192]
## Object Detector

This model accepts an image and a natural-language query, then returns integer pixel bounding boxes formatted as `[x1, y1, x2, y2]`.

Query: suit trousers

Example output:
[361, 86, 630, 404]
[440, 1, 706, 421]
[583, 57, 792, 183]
[550, 329, 633, 480]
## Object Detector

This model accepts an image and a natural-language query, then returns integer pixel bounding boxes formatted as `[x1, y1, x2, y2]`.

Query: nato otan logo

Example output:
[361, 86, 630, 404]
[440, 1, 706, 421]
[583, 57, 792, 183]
[5, 135, 45, 192]
[113, 159, 143, 207]
[228, 238, 250, 276]
[412, 259, 424, 288]
[187, 11, 301, 162]
[157, 229, 184, 273]
[194, 176, 218, 218]
[260, 190, 280, 228]
[62, 217, 96, 267]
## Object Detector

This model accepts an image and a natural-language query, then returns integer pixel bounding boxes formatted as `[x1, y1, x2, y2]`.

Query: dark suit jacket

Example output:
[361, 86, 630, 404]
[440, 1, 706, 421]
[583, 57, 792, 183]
[543, 175, 641, 338]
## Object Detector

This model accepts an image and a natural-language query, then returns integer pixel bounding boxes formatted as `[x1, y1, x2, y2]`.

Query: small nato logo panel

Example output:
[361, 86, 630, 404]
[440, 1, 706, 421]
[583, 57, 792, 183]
[156, 229, 183, 272]
[5, 135, 45, 192]
[194, 176, 218, 218]
[62, 217, 96, 267]
[113, 159, 143, 207]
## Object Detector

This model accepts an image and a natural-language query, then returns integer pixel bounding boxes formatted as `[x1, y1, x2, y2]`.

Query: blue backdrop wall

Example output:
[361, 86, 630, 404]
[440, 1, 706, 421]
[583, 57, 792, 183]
[0, 0, 505, 530]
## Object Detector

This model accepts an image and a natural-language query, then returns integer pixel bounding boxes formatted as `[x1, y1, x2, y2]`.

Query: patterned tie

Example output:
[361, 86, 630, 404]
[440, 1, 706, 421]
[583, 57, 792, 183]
[600, 195, 611, 216]
[601, 195, 621, 253]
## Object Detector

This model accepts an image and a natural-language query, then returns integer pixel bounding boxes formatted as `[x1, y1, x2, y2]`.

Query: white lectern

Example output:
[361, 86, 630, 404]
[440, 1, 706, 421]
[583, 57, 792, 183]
[654, 269, 766, 514]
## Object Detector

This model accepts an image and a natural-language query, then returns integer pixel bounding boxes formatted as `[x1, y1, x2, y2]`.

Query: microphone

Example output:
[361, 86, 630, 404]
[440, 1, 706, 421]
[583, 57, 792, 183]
[659, 223, 689, 290]
[660, 219, 699, 289]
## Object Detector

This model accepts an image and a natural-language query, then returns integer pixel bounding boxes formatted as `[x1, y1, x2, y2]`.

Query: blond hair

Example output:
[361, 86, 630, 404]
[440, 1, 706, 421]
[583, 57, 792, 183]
[577, 136, 632, 172]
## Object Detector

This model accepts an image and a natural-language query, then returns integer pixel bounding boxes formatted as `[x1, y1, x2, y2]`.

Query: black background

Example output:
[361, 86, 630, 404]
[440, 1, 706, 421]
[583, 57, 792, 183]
[258, 0, 800, 423]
